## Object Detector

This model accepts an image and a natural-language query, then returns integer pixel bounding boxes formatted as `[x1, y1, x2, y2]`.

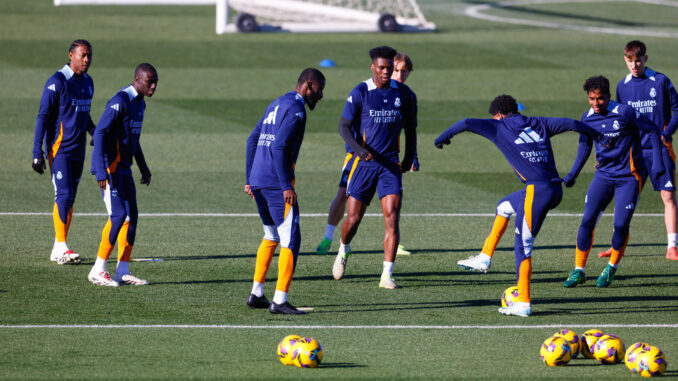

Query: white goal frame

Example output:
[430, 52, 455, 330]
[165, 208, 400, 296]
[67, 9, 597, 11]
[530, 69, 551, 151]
[53, 0, 436, 34]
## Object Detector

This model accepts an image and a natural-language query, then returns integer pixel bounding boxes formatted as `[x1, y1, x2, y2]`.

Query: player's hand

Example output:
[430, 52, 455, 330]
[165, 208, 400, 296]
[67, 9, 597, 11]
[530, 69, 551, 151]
[32, 156, 46, 174]
[562, 174, 576, 188]
[98, 179, 107, 189]
[409, 154, 420, 172]
[140, 174, 152, 186]
[435, 138, 451, 149]
[283, 189, 297, 205]
[243, 184, 254, 199]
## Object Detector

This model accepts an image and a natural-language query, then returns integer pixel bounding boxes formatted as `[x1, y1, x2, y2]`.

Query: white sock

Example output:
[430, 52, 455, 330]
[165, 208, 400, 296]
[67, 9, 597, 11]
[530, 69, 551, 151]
[382, 261, 394, 278]
[668, 233, 677, 248]
[273, 290, 287, 305]
[116, 261, 129, 276]
[53, 240, 68, 253]
[339, 241, 350, 258]
[608, 262, 618, 269]
[91, 257, 107, 274]
[324, 224, 336, 241]
[575, 266, 585, 273]
[251, 282, 264, 297]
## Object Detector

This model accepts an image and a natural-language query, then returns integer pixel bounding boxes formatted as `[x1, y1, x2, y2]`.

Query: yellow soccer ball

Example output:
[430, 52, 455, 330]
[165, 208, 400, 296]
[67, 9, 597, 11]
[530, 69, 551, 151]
[593, 334, 625, 365]
[580, 329, 605, 359]
[277, 334, 302, 365]
[501, 286, 519, 308]
[292, 337, 323, 368]
[540, 336, 572, 367]
[553, 329, 581, 359]
[625, 342, 651, 372]
[635, 346, 667, 377]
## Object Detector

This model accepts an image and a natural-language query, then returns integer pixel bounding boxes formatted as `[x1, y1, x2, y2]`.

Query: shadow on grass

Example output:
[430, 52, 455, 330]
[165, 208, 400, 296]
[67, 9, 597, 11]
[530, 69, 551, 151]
[319, 362, 366, 369]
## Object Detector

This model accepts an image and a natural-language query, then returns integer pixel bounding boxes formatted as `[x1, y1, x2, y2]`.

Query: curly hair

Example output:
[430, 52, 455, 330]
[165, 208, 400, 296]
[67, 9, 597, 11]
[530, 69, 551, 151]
[583, 76, 610, 97]
[488, 95, 518, 116]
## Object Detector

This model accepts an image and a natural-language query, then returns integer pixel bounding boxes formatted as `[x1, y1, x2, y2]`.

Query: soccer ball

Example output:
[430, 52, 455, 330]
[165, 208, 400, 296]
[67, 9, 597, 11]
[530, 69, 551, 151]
[501, 286, 519, 307]
[625, 342, 651, 372]
[292, 337, 323, 368]
[580, 329, 605, 359]
[553, 329, 581, 359]
[540, 336, 572, 366]
[635, 346, 667, 377]
[277, 334, 302, 365]
[592, 334, 625, 364]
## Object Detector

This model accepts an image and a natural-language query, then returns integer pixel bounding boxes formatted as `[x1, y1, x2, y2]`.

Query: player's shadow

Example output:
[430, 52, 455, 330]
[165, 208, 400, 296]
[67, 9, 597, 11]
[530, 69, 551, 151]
[161, 253, 257, 261]
[319, 362, 366, 369]
[311, 299, 498, 314]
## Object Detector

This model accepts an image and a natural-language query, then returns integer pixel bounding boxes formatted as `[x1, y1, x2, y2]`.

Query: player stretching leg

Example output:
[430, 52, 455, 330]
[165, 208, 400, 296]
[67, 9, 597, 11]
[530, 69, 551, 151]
[245, 68, 325, 314]
[436, 95, 603, 316]
[331, 46, 417, 289]
[316, 51, 417, 256]
[32, 40, 96, 265]
[563, 76, 664, 288]
[89, 63, 158, 287]
[598, 41, 678, 261]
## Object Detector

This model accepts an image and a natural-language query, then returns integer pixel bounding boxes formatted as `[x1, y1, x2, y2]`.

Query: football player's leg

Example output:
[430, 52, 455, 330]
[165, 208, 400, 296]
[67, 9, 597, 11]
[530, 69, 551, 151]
[376, 166, 403, 288]
[483, 193, 517, 257]
[658, 148, 678, 258]
[50, 158, 81, 262]
[89, 173, 126, 286]
[274, 198, 301, 300]
[576, 176, 613, 269]
[318, 154, 356, 254]
[249, 189, 279, 303]
[608, 177, 640, 266]
[112, 175, 146, 285]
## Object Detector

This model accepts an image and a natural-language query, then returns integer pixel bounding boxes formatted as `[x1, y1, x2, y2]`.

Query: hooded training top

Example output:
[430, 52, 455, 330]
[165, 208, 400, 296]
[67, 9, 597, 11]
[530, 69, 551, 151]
[246, 91, 307, 191]
[616, 68, 678, 149]
[435, 114, 600, 183]
[91, 85, 149, 181]
[33, 64, 95, 162]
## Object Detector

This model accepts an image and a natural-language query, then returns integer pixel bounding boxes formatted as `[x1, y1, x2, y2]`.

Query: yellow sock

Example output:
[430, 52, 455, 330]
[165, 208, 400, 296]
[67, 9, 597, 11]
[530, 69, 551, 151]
[516, 257, 532, 303]
[254, 239, 278, 283]
[97, 219, 115, 261]
[575, 247, 591, 268]
[53, 203, 68, 242]
[610, 235, 629, 266]
[481, 215, 509, 257]
[117, 221, 132, 261]
[275, 247, 295, 293]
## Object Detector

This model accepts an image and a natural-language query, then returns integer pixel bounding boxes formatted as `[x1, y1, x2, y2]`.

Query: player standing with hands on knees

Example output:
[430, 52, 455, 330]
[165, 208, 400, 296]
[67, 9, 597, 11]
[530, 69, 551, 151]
[32, 39, 95, 265]
[331, 46, 417, 289]
[244, 68, 325, 315]
[563, 76, 664, 289]
[435, 95, 604, 316]
[88, 63, 158, 287]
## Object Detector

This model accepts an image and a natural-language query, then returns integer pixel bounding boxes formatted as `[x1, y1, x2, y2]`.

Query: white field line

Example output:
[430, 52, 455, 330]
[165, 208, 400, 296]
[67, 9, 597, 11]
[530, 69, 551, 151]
[1, 324, 677, 329]
[464, 0, 678, 38]
[0, 212, 665, 217]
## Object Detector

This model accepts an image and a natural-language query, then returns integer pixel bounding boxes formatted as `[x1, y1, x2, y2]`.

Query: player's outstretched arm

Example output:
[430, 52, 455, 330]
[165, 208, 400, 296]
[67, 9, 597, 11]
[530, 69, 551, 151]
[562, 133, 593, 188]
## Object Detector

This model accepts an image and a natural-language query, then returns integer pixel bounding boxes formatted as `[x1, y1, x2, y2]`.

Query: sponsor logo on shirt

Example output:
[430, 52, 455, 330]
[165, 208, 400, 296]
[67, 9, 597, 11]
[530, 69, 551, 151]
[369, 109, 400, 123]
[257, 133, 276, 147]
[130, 120, 143, 134]
[520, 149, 550, 163]
[71, 98, 91, 112]
[627, 99, 656, 114]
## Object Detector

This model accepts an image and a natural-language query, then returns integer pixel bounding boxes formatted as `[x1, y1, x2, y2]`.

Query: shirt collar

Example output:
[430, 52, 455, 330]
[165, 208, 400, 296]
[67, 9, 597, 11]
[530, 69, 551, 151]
[295, 92, 305, 105]
[123, 85, 139, 101]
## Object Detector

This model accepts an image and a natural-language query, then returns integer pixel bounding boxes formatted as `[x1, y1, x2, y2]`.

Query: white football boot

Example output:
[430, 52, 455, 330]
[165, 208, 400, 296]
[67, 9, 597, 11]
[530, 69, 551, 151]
[457, 253, 491, 273]
[88, 270, 119, 287]
[379, 275, 399, 289]
[113, 273, 149, 286]
[332, 251, 349, 280]
[498, 302, 532, 317]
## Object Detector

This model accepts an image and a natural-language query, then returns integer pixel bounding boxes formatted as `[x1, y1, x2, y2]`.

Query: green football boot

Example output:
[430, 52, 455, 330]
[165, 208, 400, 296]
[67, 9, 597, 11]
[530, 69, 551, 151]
[563, 269, 585, 288]
[596, 264, 617, 288]
[315, 238, 332, 255]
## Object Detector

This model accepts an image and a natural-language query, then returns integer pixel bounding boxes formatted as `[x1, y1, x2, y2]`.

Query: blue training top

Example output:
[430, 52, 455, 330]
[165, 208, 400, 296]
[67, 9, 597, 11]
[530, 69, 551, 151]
[435, 114, 601, 183]
[91, 85, 150, 181]
[617, 68, 678, 150]
[32, 64, 95, 162]
[246, 91, 307, 191]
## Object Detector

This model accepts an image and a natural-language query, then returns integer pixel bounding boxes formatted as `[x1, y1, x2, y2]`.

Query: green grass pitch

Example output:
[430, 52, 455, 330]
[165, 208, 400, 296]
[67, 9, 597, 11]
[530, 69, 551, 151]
[1, 0, 678, 379]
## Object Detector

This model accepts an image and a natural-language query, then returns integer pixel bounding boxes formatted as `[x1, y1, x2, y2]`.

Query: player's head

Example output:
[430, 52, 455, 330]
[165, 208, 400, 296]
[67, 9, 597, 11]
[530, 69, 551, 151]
[133, 63, 158, 98]
[369, 46, 397, 89]
[624, 40, 648, 78]
[68, 39, 92, 75]
[583, 75, 610, 114]
[296, 68, 325, 110]
[392, 52, 413, 83]
[488, 95, 518, 119]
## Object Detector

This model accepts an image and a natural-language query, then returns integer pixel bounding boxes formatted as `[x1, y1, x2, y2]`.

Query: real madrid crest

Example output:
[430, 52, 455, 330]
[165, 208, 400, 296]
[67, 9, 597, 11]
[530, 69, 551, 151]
[613, 120, 620, 130]
[394, 97, 401, 107]
[650, 87, 656, 98]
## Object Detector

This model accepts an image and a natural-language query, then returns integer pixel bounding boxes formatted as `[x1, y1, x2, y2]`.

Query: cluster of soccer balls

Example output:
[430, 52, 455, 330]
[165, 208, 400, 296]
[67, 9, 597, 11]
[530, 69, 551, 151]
[538, 328, 667, 376]
[277, 334, 323, 368]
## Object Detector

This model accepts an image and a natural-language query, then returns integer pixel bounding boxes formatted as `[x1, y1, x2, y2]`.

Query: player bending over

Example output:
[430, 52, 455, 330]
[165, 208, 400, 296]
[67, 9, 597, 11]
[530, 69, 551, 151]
[563, 75, 664, 288]
[88, 63, 158, 287]
[245, 68, 325, 315]
[435, 95, 603, 317]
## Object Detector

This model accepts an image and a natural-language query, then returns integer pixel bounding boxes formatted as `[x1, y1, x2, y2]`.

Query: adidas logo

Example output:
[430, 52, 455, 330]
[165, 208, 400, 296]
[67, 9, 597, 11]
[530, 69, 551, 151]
[110, 104, 119, 111]
[47, 84, 56, 92]
[514, 128, 543, 144]
[295, 111, 304, 119]
[347, 96, 353, 103]
[264, 105, 279, 125]
[665, 181, 674, 188]
[625, 203, 635, 210]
